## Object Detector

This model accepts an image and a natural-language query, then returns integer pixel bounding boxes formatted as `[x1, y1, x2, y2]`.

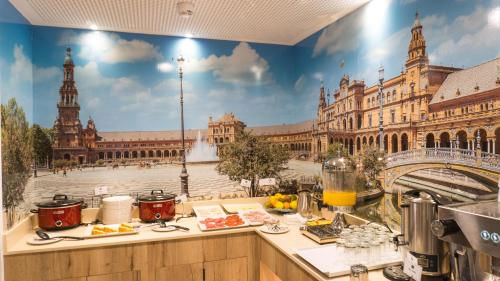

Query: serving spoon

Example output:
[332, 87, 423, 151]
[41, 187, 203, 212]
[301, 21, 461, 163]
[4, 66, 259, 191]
[36, 230, 84, 240]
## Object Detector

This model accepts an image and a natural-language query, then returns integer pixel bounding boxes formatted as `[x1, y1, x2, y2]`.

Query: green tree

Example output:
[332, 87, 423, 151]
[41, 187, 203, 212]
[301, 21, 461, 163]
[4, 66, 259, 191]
[31, 124, 53, 167]
[1, 98, 32, 228]
[216, 131, 290, 197]
[327, 142, 349, 158]
[53, 159, 69, 169]
[360, 145, 386, 187]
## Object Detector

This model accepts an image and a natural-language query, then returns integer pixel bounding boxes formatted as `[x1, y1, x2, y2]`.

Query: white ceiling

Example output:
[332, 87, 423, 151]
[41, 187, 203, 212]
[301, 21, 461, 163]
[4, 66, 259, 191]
[10, 0, 368, 45]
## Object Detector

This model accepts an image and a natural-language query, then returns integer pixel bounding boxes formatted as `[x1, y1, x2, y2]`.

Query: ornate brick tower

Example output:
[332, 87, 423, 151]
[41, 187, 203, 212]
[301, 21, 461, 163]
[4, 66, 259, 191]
[406, 12, 429, 68]
[54, 48, 83, 148]
[53, 48, 97, 164]
[317, 80, 327, 123]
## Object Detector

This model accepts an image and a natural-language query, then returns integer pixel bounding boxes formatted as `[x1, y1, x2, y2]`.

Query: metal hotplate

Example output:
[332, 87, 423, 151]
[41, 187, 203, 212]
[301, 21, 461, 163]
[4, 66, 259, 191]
[438, 200, 500, 258]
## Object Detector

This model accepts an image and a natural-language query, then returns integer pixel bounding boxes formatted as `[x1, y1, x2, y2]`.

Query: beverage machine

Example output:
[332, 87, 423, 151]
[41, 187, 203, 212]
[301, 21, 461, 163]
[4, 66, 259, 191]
[385, 190, 452, 281]
[431, 200, 500, 281]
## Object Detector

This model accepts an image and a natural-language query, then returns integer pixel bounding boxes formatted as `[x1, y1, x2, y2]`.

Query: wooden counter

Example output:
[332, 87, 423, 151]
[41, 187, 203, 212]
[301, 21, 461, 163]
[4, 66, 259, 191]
[3, 201, 397, 281]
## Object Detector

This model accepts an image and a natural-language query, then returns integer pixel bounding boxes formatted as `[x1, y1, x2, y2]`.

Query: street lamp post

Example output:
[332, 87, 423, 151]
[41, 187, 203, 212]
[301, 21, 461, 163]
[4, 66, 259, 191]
[378, 66, 385, 153]
[177, 55, 189, 196]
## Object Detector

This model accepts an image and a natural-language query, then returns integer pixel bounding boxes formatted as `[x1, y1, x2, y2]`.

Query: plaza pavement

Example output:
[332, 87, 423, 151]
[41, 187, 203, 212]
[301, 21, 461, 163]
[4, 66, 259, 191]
[18, 160, 322, 215]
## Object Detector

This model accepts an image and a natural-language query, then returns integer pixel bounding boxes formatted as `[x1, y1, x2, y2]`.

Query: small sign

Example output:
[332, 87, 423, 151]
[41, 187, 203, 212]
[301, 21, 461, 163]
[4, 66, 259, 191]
[403, 253, 423, 281]
[94, 186, 108, 196]
[258, 178, 276, 186]
[240, 179, 252, 188]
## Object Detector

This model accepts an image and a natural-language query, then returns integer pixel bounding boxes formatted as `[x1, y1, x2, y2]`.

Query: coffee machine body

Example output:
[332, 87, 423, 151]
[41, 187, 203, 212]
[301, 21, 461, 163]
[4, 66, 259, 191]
[399, 190, 451, 277]
[432, 200, 500, 281]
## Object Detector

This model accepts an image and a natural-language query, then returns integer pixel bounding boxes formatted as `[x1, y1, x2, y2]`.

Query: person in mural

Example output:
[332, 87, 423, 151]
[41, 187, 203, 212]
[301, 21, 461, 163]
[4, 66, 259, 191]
[1, 98, 32, 228]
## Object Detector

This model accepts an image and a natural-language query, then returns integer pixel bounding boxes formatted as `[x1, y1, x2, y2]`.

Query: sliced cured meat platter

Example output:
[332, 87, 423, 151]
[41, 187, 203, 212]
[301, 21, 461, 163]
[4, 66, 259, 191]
[197, 214, 250, 231]
[238, 209, 278, 226]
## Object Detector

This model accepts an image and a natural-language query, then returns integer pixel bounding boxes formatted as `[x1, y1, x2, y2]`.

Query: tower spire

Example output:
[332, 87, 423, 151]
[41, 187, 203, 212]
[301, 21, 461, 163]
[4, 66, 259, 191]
[318, 80, 326, 109]
[406, 10, 428, 68]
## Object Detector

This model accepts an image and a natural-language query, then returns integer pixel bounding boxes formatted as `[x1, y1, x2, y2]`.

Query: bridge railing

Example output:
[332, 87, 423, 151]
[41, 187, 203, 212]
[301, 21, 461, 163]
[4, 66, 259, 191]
[386, 148, 500, 173]
[480, 151, 500, 171]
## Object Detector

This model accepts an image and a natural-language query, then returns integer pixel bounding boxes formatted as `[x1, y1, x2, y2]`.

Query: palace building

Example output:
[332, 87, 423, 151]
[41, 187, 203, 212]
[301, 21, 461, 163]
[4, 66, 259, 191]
[52, 13, 500, 165]
[52, 51, 314, 164]
[312, 13, 500, 158]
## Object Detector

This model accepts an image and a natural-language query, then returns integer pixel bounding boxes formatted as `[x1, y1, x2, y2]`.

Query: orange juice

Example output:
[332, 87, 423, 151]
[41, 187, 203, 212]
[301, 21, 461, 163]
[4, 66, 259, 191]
[323, 191, 357, 206]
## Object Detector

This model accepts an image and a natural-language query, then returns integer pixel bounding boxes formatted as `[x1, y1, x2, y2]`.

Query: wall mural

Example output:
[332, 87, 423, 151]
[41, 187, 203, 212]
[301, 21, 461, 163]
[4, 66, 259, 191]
[1, 0, 499, 229]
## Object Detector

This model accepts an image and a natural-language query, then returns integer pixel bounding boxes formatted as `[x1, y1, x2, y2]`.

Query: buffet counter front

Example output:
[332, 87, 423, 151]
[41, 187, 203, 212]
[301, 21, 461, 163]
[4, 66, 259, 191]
[3, 198, 396, 281]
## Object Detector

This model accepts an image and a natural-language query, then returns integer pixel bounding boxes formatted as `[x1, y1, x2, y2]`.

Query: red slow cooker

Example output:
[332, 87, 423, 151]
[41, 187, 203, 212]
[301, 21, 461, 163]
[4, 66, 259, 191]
[31, 194, 87, 231]
[137, 190, 177, 222]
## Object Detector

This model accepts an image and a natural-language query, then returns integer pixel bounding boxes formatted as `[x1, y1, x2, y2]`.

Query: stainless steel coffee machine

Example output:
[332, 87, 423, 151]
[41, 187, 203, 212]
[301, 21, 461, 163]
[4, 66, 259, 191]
[385, 190, 452, 280]
[431, 200, 500, 281]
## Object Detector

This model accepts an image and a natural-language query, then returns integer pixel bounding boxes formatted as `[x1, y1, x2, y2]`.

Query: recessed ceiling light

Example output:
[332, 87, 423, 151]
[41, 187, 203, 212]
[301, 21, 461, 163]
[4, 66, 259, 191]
[185, 33, 193, 38]
[90, 24, 98, 31]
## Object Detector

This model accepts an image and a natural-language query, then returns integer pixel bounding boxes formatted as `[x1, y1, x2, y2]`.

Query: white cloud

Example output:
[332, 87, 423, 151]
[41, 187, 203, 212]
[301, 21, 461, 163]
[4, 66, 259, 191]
[294, 75, 305, 91]
[3, 44, 33, 121]
[10, 44, 32, 84]
[60, 31, 163, 64]
[489, 7, 500, 28]
[75, 61, 114, 90]
[424, 5, 500, 67]
[363, 28, 408, 65]
[313, 72, 324, 81]
[70, 60, 197, 121]
[189, 42, 271, 85]
[157, 62, 174, 73]
[313, 9, 362, 57]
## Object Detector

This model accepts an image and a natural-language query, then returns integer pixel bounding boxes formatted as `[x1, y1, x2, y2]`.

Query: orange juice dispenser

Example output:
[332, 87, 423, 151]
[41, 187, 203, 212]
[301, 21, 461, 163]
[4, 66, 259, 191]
[322, 156, 357, 213]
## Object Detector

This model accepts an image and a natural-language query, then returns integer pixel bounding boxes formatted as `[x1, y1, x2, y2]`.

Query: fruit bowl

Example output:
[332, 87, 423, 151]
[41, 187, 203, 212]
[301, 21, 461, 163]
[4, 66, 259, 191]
[264, 193, 298, 213]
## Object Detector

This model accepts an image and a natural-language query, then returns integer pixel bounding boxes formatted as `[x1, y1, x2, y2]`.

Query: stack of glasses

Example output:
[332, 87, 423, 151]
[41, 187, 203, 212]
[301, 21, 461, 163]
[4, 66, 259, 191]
[335, 223, 395, 266]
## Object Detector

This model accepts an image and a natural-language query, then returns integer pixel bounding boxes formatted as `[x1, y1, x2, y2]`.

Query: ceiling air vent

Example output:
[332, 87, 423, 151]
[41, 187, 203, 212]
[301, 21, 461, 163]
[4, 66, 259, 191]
[177, 1, 194, 18]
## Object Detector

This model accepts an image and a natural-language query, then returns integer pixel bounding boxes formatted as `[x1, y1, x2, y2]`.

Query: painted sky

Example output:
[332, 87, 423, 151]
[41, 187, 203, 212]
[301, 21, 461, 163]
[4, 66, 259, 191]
[294, 0, 500, 118]
[31, 29, 298, 131]
[1, 0, 499, 132]
[0, 22, 33, 122]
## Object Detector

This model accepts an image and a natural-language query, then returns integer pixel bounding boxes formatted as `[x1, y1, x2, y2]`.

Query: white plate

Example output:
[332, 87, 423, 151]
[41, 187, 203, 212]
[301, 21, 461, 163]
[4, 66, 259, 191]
[26, 237, 64, 245]
[259, 225, 289, 234]
[151, 226, 177, 232]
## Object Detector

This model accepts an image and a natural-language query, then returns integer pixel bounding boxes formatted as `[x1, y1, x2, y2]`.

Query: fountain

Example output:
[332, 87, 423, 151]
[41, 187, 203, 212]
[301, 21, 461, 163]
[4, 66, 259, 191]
[186, 131, 219, 163]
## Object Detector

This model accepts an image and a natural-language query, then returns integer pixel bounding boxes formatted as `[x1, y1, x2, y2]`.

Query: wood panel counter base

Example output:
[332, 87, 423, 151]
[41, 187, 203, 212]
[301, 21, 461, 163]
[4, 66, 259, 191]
[5, 232, 260, 281]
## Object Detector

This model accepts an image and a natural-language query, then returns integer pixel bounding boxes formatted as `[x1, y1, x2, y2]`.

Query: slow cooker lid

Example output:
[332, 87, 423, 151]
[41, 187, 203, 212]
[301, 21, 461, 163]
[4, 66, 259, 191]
[36, 194, 83, 208]
[138, 190, 176, 201]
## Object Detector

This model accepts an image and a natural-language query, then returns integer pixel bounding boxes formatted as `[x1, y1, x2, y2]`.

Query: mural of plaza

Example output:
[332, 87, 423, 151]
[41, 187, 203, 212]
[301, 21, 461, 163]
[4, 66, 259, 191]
[1, 0, 499, 228]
